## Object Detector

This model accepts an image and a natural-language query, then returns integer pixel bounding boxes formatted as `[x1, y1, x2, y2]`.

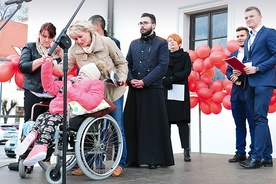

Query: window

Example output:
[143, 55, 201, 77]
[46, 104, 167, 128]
[190, 8, 228, 81]
[190, 8, 228, 50]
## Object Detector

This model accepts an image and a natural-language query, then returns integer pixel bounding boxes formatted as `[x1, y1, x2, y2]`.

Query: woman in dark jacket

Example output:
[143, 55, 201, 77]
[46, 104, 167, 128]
[19, 22, 63, 123]
[163, 33, 192, 161]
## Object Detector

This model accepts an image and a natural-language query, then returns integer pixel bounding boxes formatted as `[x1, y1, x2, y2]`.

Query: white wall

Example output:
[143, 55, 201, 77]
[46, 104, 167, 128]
[10, 0, 275, 158]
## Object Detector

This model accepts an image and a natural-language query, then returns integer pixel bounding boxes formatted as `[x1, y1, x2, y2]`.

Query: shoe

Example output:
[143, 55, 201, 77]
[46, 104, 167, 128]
[23, 144, 47, 166]
[15, 131, 38, 155]
[261, 159, 273, 167]
[148, 164, 157, 169]
[228, 153, 246, 163]
[72, 168, 84, 175]
[239, 157, 261, 169]
[184, 148, 191, 162]
[112, 166, 123, 177]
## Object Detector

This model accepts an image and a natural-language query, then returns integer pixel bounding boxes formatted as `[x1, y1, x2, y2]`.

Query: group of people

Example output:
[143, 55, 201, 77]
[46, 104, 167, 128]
[15, 6, 276, 181]
[227, 6, 276, 169]
[15, 12, 192, 178]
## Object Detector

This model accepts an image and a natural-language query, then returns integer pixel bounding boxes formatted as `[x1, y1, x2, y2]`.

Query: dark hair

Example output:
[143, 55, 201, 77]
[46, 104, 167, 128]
[88, 14, 106, 30]
[141, 13, 156, 24]
[39, 22, 56, 39]
[245, 6, 262, 15]
[236, 26, 249, 34]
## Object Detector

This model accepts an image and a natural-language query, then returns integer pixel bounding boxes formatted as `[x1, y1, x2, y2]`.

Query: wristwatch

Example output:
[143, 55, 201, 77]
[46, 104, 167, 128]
[255, 66, 260, 72]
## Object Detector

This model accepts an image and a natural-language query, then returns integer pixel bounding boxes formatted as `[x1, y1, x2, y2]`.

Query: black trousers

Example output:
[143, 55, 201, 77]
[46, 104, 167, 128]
[170, 121, 190, 149]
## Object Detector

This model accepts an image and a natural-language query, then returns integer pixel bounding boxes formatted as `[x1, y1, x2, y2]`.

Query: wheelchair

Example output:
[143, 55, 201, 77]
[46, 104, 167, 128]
[18, 100, 123, 183]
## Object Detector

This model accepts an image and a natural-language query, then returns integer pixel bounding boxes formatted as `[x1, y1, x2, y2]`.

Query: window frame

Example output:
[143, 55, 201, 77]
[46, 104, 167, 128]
[190, 8, 228, 50]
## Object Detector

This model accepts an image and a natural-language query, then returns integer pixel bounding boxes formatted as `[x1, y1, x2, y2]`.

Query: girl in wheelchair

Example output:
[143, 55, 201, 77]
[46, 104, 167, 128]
[15, 56, 106, 167]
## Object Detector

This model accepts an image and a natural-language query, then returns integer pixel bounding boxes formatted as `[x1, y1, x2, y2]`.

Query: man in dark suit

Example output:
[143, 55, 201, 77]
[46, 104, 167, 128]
[226, 26, 255, 163]
[88, 14, 121, 49]
[239, 6, 276, 169]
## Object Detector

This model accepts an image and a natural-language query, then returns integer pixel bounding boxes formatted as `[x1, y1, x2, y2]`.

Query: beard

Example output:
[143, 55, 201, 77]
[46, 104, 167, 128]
[140, 28, 152, 37]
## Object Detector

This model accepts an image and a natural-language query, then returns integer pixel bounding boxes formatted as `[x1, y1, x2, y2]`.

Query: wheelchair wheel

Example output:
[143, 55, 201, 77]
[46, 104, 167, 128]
[18, 159, 27, 178]
[75, 115, 123, 180]
[45, 164, 62, 184]
[38, 153, 76, 171]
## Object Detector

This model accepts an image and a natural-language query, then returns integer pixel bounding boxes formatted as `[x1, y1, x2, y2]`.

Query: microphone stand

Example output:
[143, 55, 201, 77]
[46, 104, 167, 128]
[0, 2, 22, 31]
[47, 0, 86, 183]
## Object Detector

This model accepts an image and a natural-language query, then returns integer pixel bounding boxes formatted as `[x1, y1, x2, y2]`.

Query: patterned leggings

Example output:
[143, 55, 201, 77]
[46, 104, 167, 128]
[31, 112, 63, 145]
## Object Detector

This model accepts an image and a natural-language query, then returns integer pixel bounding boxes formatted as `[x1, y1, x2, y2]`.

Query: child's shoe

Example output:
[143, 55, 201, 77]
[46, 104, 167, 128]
[15, 131, 38, 155]
[23, 144, 47, 166]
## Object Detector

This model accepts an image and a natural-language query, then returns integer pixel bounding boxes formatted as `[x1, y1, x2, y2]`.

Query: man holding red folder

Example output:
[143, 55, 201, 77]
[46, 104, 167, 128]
[226, 26, 255, 163]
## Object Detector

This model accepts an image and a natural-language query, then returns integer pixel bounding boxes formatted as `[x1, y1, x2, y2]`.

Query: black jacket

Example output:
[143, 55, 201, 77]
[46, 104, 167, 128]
[19, 42, 62, 93]
[163, 48, 192, 122]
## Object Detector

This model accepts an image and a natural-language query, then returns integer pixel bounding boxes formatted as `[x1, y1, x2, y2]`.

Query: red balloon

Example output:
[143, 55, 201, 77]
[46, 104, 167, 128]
[209, 51, 227, 68]
[6, 54, 19, 60]
[200, 100, 211, 114]
[224, 49, 231, 57]
[68, 65, 78, 76]
[189, 82, 196, 92]
[220, 62, 228, 75]
[188, 70, 199, 83]
[270, 95, 276, 105]
[211, 44, 224, 53]
[225, 83, 233, 95]
[210, 80, 224, 93]
[222, 95, 231, 110]
[0, 62, 15, 82]
[201, 68, 215, 78]
[187, 50, 198, 62]
[269, 103, 276, 113]
[223, 78, 232, 88]
[273, 89, 276, 96]
[193, 58, 204, 73]
[203, 57, 215, 70]
[196, 45, 211, 59]
[210, 101, 222, 114]
[212, 91, 227, 104]
[200, 74, 212, 85]
[14, 71, 25, 89]
[226, 40, 239, 53]
[197, 88, 213, 100]
[11, 56, 20, 72]
[190, 96, 199, 108]
[194, 81, 207, 92]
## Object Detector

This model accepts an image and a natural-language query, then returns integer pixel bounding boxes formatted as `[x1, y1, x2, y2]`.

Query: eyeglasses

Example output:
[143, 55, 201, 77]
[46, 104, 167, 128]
[138, 21, 151, 26]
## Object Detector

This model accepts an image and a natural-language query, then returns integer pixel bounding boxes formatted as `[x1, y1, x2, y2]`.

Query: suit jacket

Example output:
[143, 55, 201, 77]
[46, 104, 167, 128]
[226, 50, 245, 101]
[243, 26, 276, 87]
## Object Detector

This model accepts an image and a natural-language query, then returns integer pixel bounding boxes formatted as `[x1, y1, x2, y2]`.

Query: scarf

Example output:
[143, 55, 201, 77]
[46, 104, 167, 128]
[169, 48, 188, 66]
[36, 38, 60, 59]
[82, 32, 96, 54]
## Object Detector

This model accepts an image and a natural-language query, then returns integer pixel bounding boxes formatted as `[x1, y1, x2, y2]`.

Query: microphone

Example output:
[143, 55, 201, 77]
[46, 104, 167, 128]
[70, 77, 76, 84]
[59, 77, 76, 93]
[5, 0, 32, 5]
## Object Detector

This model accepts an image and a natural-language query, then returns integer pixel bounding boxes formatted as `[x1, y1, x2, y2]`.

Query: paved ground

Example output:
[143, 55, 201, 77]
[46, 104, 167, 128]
[1, 152, 276, 184]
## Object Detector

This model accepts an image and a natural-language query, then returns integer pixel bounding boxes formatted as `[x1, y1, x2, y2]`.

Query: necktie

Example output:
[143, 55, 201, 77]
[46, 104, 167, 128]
[248, 31, 256, 50]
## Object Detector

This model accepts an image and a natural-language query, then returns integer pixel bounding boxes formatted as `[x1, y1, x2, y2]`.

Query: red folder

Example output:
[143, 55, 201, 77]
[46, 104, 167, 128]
[223, 56, 246, 75]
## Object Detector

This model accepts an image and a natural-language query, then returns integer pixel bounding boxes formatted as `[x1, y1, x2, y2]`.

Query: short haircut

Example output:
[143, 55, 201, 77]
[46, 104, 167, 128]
[141, 13, 156, 24]
[88, 14, 106, 30]
[245, 6, 262, 15]
[236, 26, 249, 35]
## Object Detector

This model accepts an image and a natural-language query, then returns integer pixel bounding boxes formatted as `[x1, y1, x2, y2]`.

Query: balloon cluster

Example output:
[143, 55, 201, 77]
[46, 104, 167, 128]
[188, 40, 240, 114]
[0, 55, 24, 89]
[188, 40, 276, 114]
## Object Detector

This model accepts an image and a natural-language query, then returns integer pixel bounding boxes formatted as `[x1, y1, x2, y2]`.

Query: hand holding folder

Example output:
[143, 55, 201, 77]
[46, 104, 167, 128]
[223, 56, 246, 75]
